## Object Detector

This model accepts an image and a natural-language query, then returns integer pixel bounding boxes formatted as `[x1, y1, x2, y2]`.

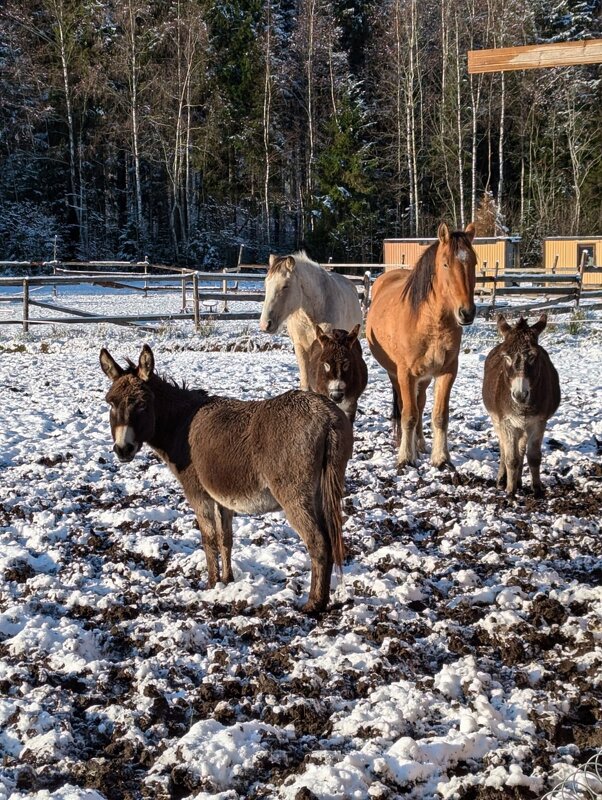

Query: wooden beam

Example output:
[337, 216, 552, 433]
[468, 39, 602, 73]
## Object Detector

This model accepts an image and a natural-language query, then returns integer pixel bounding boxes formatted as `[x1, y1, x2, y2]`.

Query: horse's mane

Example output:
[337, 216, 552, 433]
[401, 232, 474, 313]
[267, 250, 325, 276]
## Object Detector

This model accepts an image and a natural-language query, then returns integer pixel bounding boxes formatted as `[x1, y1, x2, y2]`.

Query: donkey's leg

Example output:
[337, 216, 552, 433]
[517, 430, 528, 490]
[397, 372, 419, 468]
[503, 425, 521, 495]
[190, 495, 222, 587]
[281, 501, 333, 615]
[431, 366, 458, 469]
[217, 506, 234, 584]
[526, 420, 546, 498]
[416, 379, 430, 454]
[492, 419, 507, 488]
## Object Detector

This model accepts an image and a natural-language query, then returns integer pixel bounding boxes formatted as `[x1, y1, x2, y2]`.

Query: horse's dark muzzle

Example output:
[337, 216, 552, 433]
[458, 306, 476, 326]
[329, 391, 344, 403]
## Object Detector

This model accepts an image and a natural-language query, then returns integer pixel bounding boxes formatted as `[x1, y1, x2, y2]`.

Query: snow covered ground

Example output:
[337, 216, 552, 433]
[0, 289, 601, 800]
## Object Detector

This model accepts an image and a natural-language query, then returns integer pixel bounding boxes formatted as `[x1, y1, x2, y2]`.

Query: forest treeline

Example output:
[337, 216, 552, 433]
[1, 0, 601, 267]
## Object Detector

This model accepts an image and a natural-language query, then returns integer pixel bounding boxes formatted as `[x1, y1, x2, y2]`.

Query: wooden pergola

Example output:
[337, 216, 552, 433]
[468, 39, 602, 74]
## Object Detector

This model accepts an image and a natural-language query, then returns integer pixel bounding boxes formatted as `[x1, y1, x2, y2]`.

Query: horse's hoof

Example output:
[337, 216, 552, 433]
[433, 459, 456, 472]
[396, 459, 416, 473]
[532, 485, 545, 499]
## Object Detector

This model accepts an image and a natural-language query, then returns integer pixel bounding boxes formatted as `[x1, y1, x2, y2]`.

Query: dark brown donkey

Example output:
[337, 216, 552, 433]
[482, 314, 560, 497]
[100, 345, 353, 614]
[308, 324, 368, 424]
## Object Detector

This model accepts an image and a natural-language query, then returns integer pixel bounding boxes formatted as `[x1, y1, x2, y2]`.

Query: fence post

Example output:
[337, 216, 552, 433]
[143, 256, 149, 297]
[222, 271, 229, 313]
[181, 277, 187, 311]
[576, 250, 586, 309]
[193, 272, 200, 331]
[490, 260, 499, 317]
[23, 278, 30, 333]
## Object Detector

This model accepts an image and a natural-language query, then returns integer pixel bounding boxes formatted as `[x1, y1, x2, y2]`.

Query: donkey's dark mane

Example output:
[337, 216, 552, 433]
[122, 359, 208, 398]
[401, 232, 474, 313]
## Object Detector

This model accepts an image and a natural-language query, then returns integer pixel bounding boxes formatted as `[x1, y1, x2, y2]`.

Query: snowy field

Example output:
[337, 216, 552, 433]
[0, 288, 601, 800]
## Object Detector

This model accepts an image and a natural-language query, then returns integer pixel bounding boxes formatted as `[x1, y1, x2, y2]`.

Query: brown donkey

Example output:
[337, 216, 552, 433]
[366, 223, 477, 469]
[482, 314, 560, 497]
[99, 345, 353, 614]
[308, 324, 368, 424]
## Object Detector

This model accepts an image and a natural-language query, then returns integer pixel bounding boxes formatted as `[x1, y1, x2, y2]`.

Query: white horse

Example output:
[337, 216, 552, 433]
[260, 251, 363, 389]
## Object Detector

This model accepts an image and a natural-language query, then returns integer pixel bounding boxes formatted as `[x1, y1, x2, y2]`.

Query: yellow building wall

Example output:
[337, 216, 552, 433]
[544, 238, 602, 287]
[383, 239, 509, 275]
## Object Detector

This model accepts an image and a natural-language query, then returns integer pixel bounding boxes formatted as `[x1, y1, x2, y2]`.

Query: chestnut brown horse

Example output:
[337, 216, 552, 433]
[366, 223, 477, 469]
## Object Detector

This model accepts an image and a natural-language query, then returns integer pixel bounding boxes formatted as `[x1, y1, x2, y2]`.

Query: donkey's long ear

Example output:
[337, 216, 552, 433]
[438, 223, 450, 245]
[284, 256, 296, 272]
[465, 222, 476, 242]
[137, 344, 154, 381]
[316, 325, 329, 346]
[497, 314, 511, 338]
[531, 313, 547, 337]
[346, 323, 361, 346]
[100, 348, 124, 381]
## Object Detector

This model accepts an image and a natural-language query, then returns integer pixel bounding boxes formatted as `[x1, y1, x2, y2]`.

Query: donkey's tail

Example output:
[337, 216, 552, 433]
[321, 422, 348, 575]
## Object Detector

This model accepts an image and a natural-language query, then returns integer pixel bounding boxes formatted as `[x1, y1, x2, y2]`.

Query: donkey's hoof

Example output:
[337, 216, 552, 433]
[301, 600, 327, 617]
[532, 485, 545, 499]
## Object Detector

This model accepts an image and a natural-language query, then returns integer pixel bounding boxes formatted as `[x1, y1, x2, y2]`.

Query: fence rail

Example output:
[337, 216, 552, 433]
[1, 260, 601, 332]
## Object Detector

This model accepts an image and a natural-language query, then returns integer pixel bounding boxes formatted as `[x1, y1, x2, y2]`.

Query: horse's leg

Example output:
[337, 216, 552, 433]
[431, 365, 458, 469]
[526, 420, 546, 497]
[416, 379, 430, 453]
[217, 505, 234, 584]
[389, 372, 402, 447]
[294, 341, 310, 390]
[397, 372, 419, 468]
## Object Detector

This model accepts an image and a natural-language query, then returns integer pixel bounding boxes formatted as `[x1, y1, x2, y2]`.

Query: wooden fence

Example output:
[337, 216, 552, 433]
[0, 260, 601, 333]
[0, 261, 371, 333]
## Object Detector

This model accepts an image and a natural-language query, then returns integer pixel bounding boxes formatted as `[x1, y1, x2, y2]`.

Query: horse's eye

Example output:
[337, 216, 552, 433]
[323, 363, 331, 372]
[342, 360, 350, 370]
[443, 262, 449, 269]
[526, 352, 536, 364]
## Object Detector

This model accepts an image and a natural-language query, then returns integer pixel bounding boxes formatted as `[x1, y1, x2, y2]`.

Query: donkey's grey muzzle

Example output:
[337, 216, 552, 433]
[114, 442, 137, 462]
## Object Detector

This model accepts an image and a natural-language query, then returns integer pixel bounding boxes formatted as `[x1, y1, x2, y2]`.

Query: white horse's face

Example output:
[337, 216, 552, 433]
[260, 256, 300, 333]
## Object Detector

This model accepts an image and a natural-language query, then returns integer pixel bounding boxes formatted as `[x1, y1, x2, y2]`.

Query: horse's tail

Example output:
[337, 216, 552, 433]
[321, 421, 349, 575]
[391, 380, 401, 446]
